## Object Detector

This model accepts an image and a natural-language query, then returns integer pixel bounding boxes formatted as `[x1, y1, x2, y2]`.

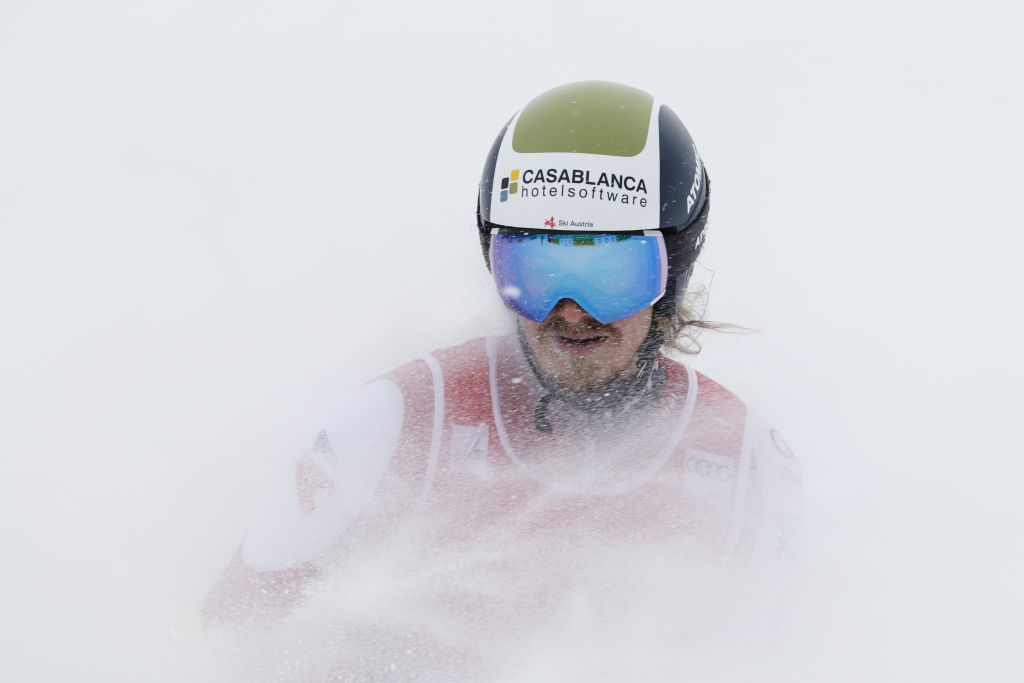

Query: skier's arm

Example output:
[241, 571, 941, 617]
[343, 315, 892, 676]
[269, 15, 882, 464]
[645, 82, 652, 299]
[201, 379, 405, 624]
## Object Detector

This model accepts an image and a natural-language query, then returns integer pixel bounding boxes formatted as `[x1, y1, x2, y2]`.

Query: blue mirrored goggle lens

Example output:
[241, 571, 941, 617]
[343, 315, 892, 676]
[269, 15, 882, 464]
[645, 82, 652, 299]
[490, 231, 668, 324]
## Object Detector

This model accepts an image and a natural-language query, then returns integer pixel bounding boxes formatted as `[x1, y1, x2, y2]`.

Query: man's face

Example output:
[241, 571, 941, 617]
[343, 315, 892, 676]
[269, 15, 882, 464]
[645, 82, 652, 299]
[519, 299, 654, 397]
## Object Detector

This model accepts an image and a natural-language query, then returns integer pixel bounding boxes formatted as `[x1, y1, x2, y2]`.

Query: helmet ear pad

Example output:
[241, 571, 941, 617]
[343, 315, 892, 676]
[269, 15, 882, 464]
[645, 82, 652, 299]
[654, 176, 710, 319]
[477, 197, 494, 271]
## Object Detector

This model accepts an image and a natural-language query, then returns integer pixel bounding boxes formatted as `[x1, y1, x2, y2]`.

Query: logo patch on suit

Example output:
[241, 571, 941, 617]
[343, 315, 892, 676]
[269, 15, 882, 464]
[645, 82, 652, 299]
[770, 428, 795, 459]
[682, 448, 734, 505]
[450, 423, 490, 478]
[295, 429, 339, 515]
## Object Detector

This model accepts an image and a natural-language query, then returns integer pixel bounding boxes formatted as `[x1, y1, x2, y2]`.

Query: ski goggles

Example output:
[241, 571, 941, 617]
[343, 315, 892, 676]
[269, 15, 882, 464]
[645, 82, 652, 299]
[490, 228, 668, 324]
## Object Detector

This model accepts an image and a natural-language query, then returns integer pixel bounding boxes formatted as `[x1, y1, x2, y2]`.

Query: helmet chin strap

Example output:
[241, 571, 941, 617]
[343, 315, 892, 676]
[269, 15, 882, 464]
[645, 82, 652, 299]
[518, 315, 666, 434]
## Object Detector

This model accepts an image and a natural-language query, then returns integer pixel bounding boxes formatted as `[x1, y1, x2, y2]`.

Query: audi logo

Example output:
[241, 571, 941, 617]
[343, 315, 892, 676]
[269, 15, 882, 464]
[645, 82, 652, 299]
[686, 457, 733, 481]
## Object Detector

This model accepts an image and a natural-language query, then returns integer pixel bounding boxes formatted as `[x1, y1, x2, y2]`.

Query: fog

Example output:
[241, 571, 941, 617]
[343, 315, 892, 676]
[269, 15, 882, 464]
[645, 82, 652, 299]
[2, 0, 1021, 680]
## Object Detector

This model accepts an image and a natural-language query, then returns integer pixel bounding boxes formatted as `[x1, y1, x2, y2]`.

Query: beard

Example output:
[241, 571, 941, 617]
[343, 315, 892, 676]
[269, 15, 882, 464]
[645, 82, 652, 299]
[516, 310, 667, 433]
[519, 316, 637, 401]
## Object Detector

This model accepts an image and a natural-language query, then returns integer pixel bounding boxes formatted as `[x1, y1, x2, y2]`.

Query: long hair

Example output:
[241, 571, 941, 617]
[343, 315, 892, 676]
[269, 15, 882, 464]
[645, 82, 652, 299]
[657, 286, 741, 355]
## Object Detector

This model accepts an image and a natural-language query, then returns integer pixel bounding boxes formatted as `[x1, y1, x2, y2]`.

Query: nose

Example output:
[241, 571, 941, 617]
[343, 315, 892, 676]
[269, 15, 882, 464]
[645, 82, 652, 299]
[548, 299, 592, 325]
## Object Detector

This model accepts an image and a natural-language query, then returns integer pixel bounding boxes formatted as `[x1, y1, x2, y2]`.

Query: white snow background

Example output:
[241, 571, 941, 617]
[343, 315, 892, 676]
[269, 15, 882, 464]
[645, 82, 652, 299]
[1, 0, 1021, 680]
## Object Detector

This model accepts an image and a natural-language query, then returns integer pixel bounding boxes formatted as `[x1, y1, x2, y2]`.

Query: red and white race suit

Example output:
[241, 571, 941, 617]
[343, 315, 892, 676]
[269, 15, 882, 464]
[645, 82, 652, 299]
[203, 335, 802, 624]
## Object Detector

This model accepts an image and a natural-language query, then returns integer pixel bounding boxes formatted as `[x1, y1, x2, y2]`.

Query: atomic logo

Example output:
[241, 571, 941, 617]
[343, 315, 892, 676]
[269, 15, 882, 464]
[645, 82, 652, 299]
[498, 169, 520, 202]
[695, 225, 707, 251]
[544, 216, 556, 228]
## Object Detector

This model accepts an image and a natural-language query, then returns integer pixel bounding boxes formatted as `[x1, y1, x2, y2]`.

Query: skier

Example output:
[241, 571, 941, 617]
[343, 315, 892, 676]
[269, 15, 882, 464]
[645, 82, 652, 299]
[203, 81, 802, 634]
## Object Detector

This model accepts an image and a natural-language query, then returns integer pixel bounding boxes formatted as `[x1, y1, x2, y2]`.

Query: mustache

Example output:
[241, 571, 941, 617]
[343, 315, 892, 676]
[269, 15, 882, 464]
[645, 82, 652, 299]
[538, 315, 622, 341]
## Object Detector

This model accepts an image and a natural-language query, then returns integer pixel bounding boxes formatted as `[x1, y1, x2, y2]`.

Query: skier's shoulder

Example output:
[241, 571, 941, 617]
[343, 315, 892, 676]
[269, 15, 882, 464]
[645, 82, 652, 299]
[428, 336, 490, 367]
[305, 338, 491, 443]
[663, 360, 803, 556]
[379, 336, 491, 388]
[380, 335, 495, 405]
[234, 338, 496, 573]
[662, 355, 748, 427]
[678, 363, 800, 482]
[237, 377, 405, 572]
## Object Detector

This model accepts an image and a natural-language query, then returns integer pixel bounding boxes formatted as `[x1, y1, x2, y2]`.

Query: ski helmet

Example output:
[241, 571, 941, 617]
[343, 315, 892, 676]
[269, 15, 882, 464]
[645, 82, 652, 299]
[477, 80, 709, 321]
